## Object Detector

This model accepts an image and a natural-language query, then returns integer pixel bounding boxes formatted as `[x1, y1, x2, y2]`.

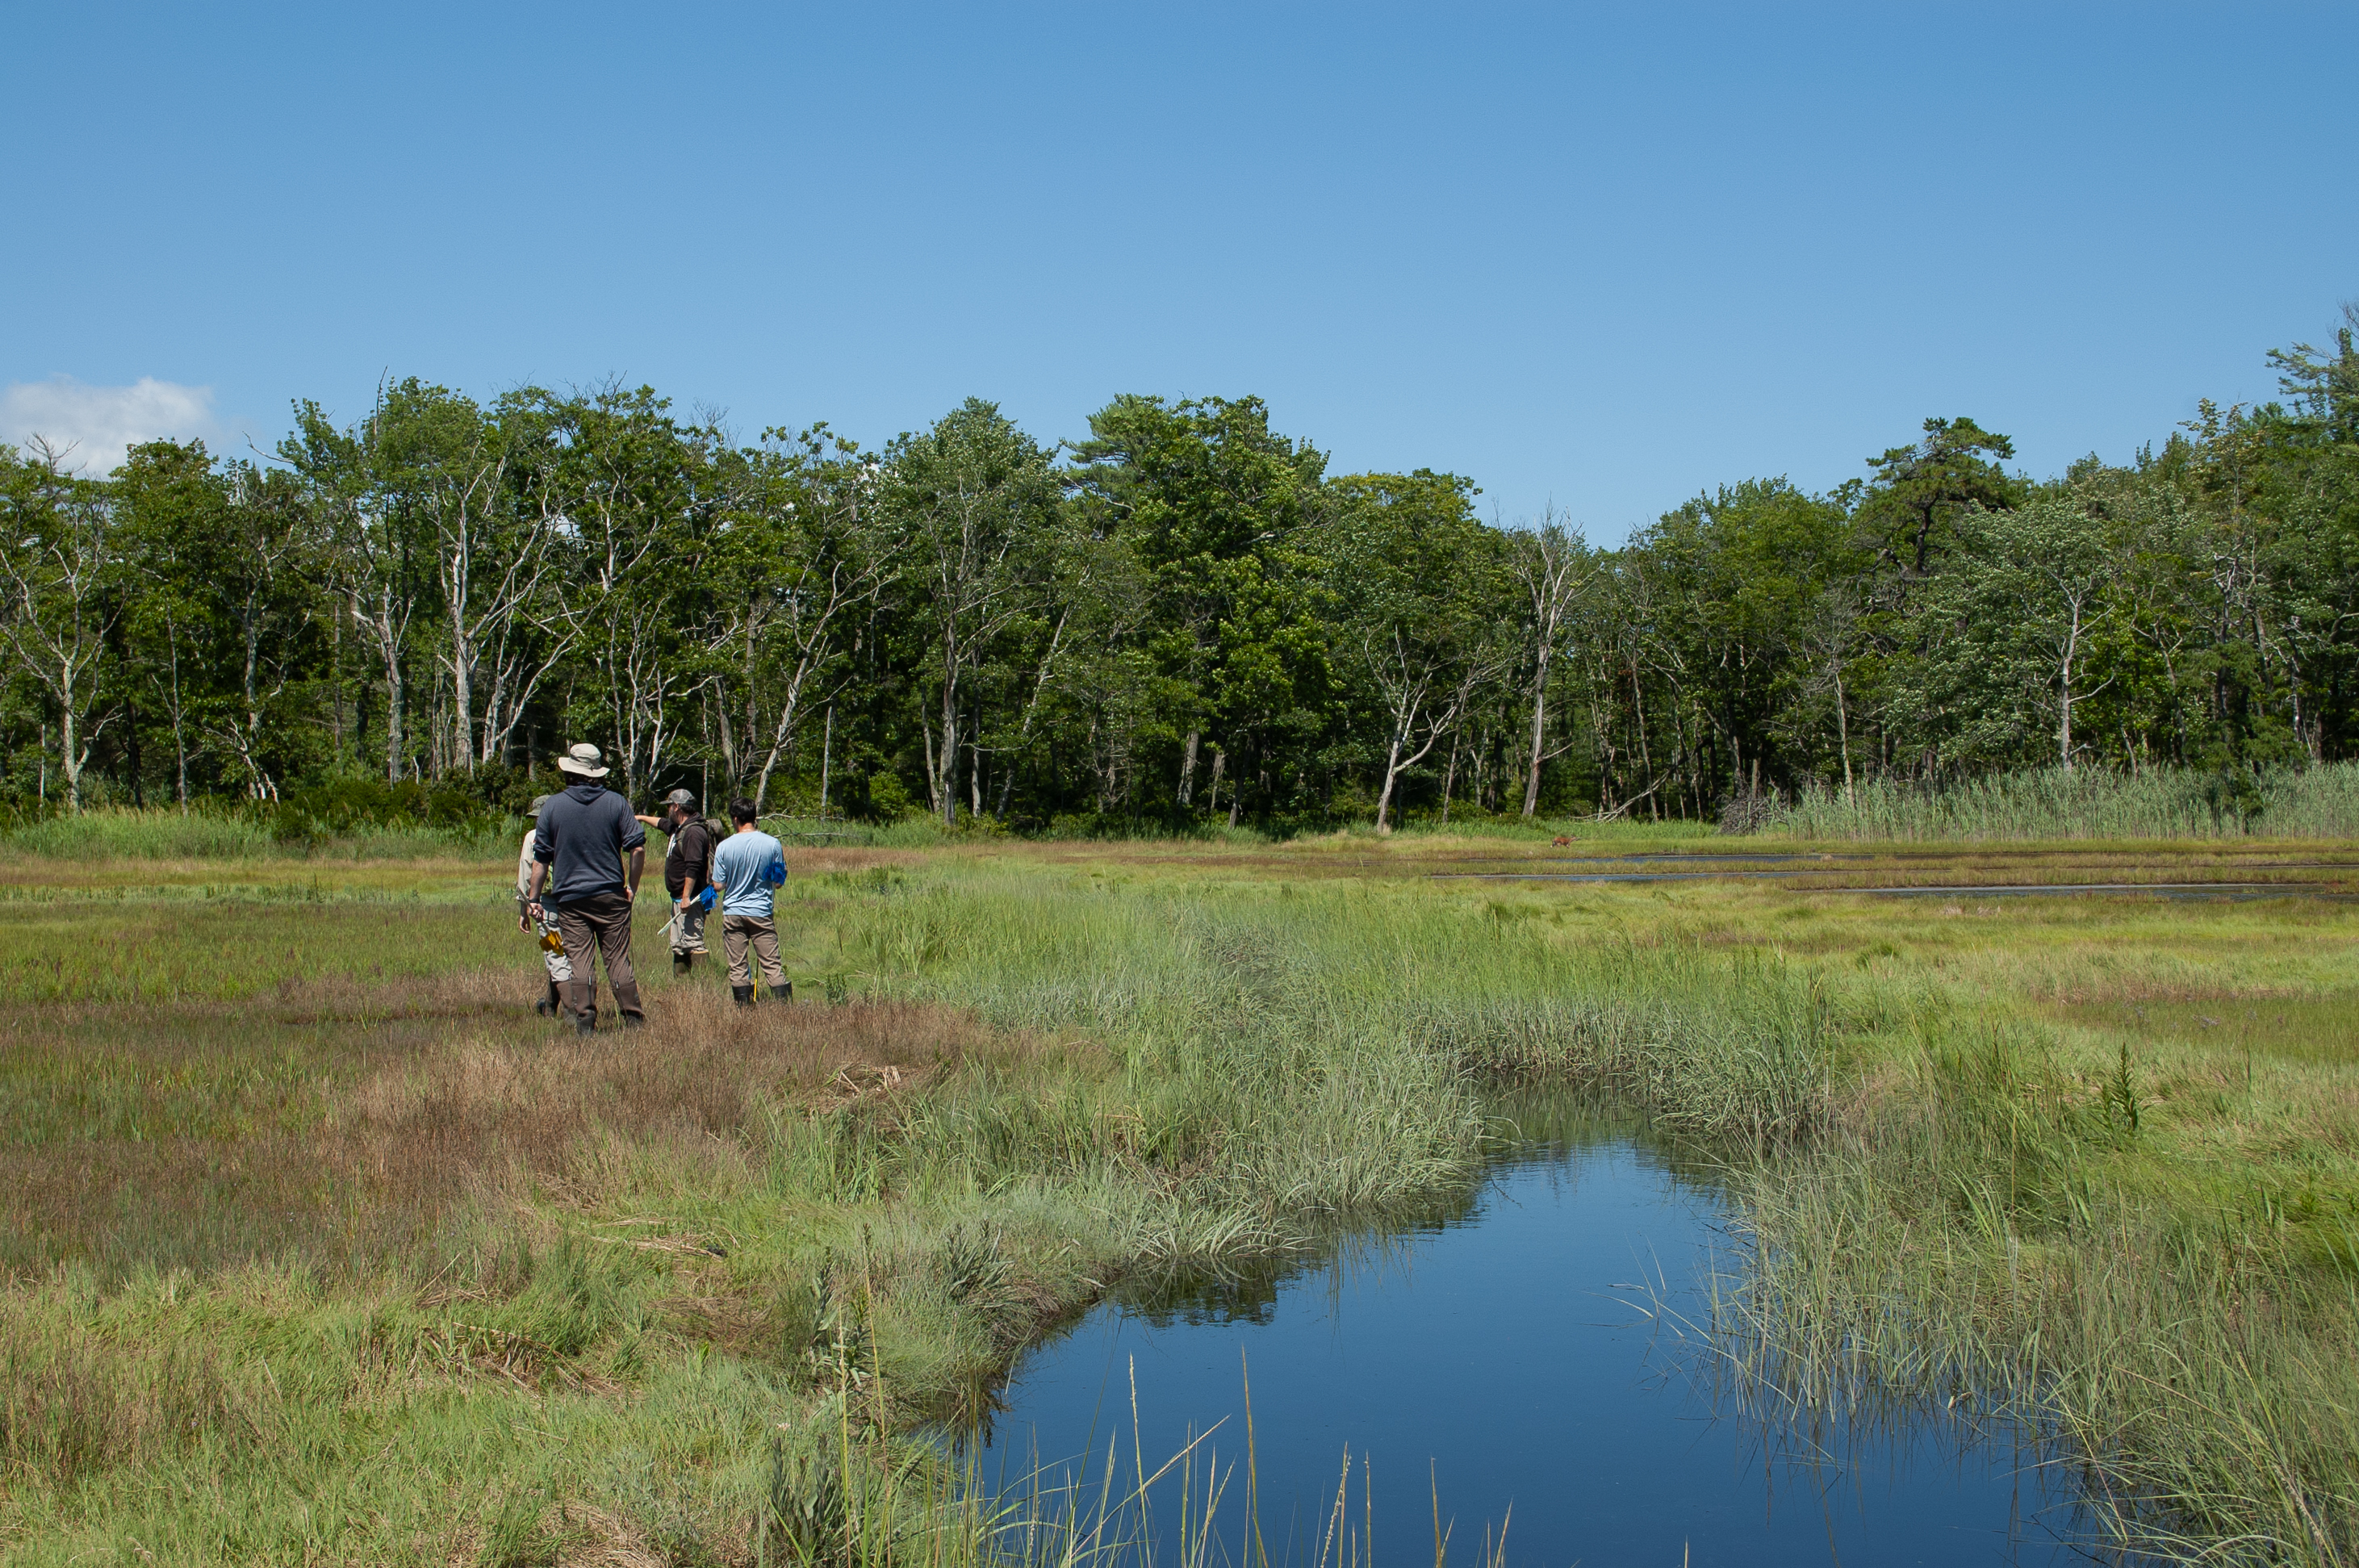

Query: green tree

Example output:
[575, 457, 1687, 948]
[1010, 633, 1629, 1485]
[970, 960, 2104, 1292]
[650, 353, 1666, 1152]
[1626, 478, 1855, 797]
[882, 399, 1064, 826]
[1855, 416, 2024, 594]
[1916, 494, 2123, 769]
[1069, 395, 1329, 815]
[283, 392, 429, 783]
[545, 385, 734, 788]
[0, 441, 124, 810]
[1505, 511, 1597, 817]
[1327, 471, 1509, 831]
[705, 425, 893, 809]
[115, 441, 318, 799]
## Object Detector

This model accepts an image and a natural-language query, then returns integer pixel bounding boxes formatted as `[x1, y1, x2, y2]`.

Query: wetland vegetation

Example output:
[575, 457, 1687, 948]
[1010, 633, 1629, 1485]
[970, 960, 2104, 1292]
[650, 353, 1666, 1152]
[0, 826, 2352, 1563]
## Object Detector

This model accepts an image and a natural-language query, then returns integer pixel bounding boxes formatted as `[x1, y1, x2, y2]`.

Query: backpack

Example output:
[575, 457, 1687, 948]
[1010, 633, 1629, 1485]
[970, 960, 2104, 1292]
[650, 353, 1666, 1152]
[664, 817, 728, 890]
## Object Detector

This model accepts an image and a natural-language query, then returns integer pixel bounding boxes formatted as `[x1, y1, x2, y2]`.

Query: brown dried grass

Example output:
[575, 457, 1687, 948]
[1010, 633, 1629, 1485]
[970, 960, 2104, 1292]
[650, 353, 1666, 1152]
[0, 968, 1006, 1282]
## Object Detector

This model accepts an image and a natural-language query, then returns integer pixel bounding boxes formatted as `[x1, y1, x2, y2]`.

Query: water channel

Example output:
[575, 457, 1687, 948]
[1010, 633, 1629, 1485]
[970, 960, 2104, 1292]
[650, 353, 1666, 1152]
[976, 1101, 2127, 1567]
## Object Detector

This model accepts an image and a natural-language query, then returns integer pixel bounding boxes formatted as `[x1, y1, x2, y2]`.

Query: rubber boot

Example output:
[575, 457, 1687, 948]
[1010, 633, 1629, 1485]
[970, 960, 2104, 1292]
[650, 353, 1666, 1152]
[575, 1007, 597, 1036]
[673, 951, 693, 979]
[769, 982, 793, 1003]
[536, 979, 562, 1017]
[732, 985, 755, 1008]
[614, 981, 646, 1030]
[565, 979, 595, 1032]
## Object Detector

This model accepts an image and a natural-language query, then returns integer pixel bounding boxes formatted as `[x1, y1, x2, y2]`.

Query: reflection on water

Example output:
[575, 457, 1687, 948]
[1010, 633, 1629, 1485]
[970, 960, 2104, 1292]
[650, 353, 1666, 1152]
[975, 1096, 2131, 1567]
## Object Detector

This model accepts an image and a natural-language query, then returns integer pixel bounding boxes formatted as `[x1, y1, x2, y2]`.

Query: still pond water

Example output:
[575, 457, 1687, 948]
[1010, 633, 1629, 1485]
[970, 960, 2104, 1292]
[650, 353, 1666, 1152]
[976, 1104, 2120, 1568]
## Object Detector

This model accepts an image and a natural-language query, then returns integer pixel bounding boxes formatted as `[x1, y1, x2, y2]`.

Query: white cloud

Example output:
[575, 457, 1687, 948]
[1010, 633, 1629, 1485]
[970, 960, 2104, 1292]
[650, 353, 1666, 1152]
[0, 376, 223, 475]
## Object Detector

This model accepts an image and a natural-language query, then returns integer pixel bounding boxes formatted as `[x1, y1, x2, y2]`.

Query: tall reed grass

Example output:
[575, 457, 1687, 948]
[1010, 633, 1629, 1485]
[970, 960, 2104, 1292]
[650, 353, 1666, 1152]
[832, 873, 1831, 1208]
[0, 805, 514, 861]
[1382, 813, 1717, 843]
[1704, 1012, 2359, 1564]
[1767, 763, 2359, 841]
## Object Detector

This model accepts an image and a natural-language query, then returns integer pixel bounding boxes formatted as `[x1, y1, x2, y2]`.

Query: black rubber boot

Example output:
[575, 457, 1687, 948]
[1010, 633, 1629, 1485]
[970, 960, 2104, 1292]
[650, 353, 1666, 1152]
[673, 952, 693, 978]
[769, 982, 793, 1002]
[536, 979, 563, 1017]
[575, 1009, 596, 1036]
[732, 985, 755, 1008]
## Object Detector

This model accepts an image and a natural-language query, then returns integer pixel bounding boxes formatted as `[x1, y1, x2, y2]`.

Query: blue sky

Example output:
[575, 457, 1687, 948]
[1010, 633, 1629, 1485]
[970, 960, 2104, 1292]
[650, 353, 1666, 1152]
[4, 2, 2353, 539]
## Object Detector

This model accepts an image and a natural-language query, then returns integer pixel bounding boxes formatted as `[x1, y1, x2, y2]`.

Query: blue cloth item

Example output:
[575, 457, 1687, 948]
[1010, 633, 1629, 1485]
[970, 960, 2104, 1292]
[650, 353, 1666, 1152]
[710, 828, 786, 918]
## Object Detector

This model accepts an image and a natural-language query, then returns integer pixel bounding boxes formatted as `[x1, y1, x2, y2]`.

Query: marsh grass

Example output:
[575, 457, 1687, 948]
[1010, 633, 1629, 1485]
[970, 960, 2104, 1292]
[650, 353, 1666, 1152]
[2048, 992, 2359, 1068]
[1381, 813, 1718, 843]
[0, 899, 505, 1004]
[0, 967, 1010, 1279]
[755, 1348, 1499, 1568]
[0, 855, 1847, 1562]
[0, 844, 2351, 1562]
[1703, 1006, 2359, 1564]
[833, 872, 1834, 1202]
[1769, 763, 2359, 842]
[0, 805, 517, 862]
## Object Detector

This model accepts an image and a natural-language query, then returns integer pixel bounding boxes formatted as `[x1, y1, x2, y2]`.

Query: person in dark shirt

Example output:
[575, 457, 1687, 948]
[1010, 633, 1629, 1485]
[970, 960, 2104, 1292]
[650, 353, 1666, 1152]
[636, 788, 714, 979]
[525, 743, 648, 1032]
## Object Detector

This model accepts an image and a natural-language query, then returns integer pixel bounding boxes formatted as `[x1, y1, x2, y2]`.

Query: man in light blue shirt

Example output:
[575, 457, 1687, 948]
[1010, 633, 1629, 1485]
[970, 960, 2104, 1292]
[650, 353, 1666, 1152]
[709, 797, 790, 1006]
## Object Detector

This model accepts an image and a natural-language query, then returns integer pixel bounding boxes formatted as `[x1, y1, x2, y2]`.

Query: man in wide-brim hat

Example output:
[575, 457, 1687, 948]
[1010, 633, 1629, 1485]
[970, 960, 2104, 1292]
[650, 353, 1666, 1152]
[525, 743, 649, 1031]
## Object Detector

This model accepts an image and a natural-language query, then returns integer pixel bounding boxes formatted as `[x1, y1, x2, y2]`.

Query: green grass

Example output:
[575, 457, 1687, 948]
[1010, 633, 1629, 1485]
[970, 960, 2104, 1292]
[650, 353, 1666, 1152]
[2048, 990, 2359, 1066]
[1, 805, 517, 862]
[0, 834, 2351, 1562]
[1379, 811, 1721, 843]
[1767, 762, 2359, 841]
[762, 808, 1722, 849]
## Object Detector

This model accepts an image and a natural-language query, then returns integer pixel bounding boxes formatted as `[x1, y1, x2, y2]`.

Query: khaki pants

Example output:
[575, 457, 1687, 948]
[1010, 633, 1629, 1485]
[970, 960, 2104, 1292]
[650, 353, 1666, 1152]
[671, 900, 709, 956]
[722, 913, 784, 987]
[522, 901, 573, 982]
[554, 892, 644, 1023]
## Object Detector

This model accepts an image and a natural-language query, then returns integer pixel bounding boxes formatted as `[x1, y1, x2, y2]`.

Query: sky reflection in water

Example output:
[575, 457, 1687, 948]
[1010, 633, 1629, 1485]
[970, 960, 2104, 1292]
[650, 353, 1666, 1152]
[977, 1111, 2111, 1568]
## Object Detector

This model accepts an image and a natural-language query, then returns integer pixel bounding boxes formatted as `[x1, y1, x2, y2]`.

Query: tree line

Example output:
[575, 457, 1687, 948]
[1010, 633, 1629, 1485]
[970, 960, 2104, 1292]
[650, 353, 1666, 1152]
[4, 311, 2354, 831]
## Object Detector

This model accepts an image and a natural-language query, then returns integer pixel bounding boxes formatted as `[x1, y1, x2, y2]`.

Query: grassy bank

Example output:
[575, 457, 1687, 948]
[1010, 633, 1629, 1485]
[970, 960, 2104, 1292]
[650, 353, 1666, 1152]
[0, 806, 517, 863]
[0, 837, 2352, 1562]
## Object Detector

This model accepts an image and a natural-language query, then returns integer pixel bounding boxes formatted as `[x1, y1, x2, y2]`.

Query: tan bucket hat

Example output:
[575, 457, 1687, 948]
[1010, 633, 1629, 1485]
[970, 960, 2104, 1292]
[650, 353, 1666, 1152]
[557, 742, 609, 779]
